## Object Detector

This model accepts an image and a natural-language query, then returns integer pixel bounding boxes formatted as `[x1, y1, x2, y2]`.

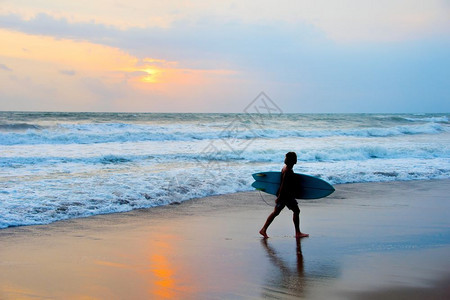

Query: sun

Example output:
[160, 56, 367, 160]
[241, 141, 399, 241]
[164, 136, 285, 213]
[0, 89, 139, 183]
[140, 67, 160, 83]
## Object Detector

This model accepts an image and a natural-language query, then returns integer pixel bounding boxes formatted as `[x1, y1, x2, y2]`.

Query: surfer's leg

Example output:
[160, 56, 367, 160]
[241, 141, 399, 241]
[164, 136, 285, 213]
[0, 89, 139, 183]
[292, 206, 301, 235]
[291, 205, 309, 238]
[260, 205, 283, 238]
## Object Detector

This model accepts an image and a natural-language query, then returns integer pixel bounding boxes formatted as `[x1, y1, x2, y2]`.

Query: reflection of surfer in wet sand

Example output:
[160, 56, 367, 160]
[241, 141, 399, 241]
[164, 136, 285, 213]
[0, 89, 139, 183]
[261, 238, 305, 298]
[259, 152, 309, 239]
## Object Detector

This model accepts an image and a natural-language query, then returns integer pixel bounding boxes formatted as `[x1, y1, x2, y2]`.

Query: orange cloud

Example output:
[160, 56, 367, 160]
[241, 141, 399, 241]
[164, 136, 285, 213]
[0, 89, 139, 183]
[123, 62, 237, 90]
[0, 28, 239, 111]
[0, 29, 138, 71]
[1, 28, 236, 85]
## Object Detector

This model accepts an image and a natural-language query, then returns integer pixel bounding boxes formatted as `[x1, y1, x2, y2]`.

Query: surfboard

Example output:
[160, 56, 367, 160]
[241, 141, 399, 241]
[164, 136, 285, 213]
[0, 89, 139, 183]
[252, 171, 335, 199]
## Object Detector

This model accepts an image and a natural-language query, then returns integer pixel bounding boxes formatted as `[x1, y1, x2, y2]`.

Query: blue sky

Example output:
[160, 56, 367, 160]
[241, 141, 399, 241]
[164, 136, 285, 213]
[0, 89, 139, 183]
[0, 0, 449, 112]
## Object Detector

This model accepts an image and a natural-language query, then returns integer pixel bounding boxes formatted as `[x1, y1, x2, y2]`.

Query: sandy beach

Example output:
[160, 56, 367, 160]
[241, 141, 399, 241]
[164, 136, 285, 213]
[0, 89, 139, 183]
[1, 179, 449, 299]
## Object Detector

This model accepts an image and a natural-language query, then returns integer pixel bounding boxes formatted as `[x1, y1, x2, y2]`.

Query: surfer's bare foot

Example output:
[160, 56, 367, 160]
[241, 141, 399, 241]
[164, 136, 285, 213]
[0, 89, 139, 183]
[259, 229, 269, 239]
[296, 232, 309, 238]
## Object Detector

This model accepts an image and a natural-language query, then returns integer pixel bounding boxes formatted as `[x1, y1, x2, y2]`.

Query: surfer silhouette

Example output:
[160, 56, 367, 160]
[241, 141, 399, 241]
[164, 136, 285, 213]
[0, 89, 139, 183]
[259, 152, 309, 239]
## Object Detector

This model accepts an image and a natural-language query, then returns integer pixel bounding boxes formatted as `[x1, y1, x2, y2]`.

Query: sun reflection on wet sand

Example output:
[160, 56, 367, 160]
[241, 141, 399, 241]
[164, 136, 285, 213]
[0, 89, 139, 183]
[150, 252, 176, 298]
[145, 234, 198, 299]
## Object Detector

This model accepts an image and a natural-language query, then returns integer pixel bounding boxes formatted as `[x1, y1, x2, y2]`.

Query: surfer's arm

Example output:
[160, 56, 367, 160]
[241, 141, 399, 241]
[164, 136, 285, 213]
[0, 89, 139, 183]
[277, 172, 287, 199]
[278, 171, 289, 193]
[278, 171, 295, 199]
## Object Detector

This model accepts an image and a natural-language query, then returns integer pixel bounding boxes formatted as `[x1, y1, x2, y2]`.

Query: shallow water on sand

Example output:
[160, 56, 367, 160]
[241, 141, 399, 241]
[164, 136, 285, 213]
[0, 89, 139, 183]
[0, 181, 449, 299]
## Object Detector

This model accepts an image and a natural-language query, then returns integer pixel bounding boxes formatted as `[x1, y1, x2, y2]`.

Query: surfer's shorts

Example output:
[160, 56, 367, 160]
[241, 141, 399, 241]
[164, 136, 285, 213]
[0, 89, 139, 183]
[276, 199, 299, 212]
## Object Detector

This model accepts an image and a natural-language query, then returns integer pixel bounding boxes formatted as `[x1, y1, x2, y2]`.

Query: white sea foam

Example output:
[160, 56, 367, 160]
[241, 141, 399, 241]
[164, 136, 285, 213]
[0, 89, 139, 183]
[0, 120, 447, 146]
[402, 116, 449, 123]
[0, 112, 449, 228]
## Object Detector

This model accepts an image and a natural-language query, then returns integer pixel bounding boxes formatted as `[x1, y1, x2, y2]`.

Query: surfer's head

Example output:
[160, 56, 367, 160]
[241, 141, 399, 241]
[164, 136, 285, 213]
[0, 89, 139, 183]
[284, 152, 297, 166]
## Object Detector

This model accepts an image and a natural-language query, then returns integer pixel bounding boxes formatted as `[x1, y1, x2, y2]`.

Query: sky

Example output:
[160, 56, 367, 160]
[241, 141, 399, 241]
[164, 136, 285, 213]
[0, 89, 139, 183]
[0, 0, 449, 113]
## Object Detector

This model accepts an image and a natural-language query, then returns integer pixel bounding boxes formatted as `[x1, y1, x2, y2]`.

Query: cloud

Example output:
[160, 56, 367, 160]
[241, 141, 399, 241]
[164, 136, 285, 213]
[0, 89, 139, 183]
[3, 1, 450, 42]
[0, 12, 326, 71]
[0, 63, 12, 71]
[0, 13, 118, 43]
[0, 27, 246, 112]
[60, 69, 76, 76]
[1, 3, 449, 113]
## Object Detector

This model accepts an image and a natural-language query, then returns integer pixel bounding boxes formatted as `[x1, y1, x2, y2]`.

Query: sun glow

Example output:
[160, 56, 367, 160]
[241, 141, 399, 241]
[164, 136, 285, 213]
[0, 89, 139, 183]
[0, 27, 238, 111]
[140, 67, 161, 83]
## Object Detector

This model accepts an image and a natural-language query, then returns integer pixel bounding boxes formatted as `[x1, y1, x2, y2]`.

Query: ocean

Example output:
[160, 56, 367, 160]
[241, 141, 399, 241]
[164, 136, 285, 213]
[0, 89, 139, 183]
[1, 111, 449, 228]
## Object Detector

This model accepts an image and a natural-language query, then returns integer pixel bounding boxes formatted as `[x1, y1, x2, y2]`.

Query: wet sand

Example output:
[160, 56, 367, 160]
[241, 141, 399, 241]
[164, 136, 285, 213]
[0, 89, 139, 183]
[1, 180, 449, 299]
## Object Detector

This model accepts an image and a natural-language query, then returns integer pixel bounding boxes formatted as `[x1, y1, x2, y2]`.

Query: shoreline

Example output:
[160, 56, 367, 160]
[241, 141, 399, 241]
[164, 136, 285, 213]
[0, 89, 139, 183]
[2, 178, 449, 231]
[1, 179, 449, 299]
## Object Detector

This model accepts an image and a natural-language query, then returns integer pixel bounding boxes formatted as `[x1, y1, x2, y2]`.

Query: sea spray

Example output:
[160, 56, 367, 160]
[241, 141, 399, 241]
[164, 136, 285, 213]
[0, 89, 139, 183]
[1, 112, 449, 228]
